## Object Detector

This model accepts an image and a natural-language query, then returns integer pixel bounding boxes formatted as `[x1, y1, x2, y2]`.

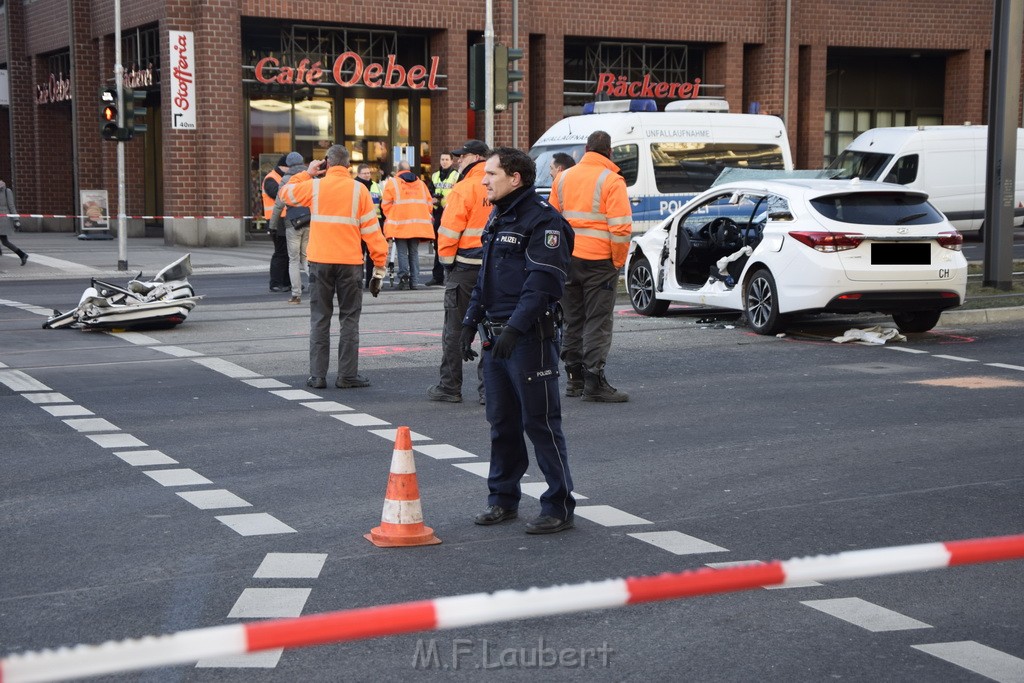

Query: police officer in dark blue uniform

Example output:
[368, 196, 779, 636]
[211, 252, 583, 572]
[459, 147, 576, 534]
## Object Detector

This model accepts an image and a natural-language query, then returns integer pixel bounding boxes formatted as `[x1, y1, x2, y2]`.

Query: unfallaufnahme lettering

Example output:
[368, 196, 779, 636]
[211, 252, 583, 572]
[411, 637, 614, 670]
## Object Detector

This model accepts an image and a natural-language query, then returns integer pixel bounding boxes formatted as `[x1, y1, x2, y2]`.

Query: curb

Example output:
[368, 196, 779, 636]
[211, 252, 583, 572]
[940, 305, 1024, 325]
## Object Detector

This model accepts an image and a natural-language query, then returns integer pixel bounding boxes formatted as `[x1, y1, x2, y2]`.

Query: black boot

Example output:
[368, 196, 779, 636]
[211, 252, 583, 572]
[582, 368, 629, 403]
[565, 363, 584, 397]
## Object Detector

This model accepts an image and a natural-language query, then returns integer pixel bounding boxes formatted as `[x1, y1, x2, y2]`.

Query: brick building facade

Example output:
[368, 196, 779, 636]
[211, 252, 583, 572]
[0, 0, 1019, 246]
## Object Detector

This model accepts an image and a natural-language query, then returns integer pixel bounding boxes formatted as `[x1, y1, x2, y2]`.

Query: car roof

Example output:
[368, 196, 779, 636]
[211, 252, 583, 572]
[713, 177, 926, 199]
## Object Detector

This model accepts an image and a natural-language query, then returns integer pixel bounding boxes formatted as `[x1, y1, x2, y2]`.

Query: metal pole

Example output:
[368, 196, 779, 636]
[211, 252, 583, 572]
[484, 0, 494, 147]
[511, 0, 519, 149]
[982, 0, 1022, 290]
[114, 0, 127, 270]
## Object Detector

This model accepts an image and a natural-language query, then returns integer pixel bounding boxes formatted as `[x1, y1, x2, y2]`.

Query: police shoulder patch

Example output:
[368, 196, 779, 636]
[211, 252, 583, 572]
[544, 230, 560, 248]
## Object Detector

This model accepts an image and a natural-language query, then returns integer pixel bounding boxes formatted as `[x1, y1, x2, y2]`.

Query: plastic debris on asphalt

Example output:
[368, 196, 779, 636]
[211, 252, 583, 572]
[832, 326, 907, 345]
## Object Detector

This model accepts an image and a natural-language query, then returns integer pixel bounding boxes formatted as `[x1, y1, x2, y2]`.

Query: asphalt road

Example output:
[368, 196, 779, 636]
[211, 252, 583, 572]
[1, 273, 1022, 682]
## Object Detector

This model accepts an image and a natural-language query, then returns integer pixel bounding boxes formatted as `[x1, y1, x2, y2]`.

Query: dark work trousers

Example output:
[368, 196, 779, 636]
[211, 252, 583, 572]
[308, 262, 363, 381]
[430, 209, 445, 283]
[438, 266, 484, 397]
[560, 256, 619, 372]
[0, 236, 27, 259]
[483, 331, 575, 521]
[269, 230, 291, 290]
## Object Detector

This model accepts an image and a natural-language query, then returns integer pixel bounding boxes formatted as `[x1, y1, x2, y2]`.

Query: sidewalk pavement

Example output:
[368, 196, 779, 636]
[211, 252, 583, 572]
[2, 231, 1020, 325]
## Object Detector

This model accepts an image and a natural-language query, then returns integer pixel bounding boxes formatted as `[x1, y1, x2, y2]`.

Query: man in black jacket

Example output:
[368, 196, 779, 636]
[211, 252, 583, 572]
[460, 147, 577, 535]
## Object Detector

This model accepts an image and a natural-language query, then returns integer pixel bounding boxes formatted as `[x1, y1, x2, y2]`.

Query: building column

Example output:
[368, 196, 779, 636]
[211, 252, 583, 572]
[70, 0, 103, 219]
[529, 32, 562, 143]
[796, 44, 827, 169]
[5, 0, 38, 216]
[431, 30, 465, 162]
[706, 41, 743, 112]
[945, 48, 985, 126]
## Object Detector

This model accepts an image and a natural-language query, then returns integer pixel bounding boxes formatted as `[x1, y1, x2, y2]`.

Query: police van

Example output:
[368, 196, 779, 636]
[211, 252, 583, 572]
[528, 99, 794, 233]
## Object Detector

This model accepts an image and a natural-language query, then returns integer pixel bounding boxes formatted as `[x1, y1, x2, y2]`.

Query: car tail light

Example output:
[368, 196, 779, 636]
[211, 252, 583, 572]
[936, 231, 964, 251]
[788, 231, 865, 252]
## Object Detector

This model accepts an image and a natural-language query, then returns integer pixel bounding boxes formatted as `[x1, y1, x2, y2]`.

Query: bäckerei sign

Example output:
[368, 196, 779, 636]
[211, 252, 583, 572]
[595, 73, 702, 99]
[254, 53, 442, 90]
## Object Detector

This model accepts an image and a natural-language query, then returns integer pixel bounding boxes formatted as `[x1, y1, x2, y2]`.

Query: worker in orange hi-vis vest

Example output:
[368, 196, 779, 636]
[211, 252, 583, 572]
[548, 130, 631, 403]
[381, 161, 435, 290]
[428, 139, 492, 405]
[278, 144, 388, 391]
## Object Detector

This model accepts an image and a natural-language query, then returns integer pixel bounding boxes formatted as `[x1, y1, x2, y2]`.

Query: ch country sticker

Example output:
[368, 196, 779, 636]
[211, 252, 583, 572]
[544, 231, 560, 248]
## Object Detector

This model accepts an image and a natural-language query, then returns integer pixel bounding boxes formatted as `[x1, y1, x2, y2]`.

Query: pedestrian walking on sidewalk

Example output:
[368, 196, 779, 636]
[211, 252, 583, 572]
[0, 179, 28, 266]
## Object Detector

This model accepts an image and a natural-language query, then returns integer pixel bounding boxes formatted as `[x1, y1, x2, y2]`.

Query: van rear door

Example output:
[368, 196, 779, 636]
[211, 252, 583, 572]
[917, 134, 978, 231]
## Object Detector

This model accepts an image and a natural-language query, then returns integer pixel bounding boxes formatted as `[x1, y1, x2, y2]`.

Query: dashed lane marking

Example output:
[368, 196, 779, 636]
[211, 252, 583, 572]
[521, 481, 589, 500]
[62, 417, 119, 432]
[887, 347, 930, 354]
[113, 449, 178, 466]
[227, 588, 312, 618]
[912, 641, 1024, 683]
[243, 378, 291, 389]
[630, 531, 728, 556]
[270, 389, 321, 401]
[0, 369, 51, 391]
[85, 433, 147, 449]
[41, 404, 93, 417]
[155, 345, 204, 357]
[195, 650, 284, 669]
[253, 553, 328, 579]
[706, 560, 822, 588]
[932, 354, 979, 362]
[452, 462, 491, 477]
[300, 400, 354, 412]
[368, 427, 431, 442]
[20, 391, 72, 404]
[331, 412, 391, 427]
[177, 489, 253, 510]
[143, 468, 213, 487]
[214, 513, 297, 536]
[574, 505, 652, 527]
[191, 357, 261, 378]
[413, 443, 478, 460]
[802, 597, 932, 632]
[987, 362, 1024, 372]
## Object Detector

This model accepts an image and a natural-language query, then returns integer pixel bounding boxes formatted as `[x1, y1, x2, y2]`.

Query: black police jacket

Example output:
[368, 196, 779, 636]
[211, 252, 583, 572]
[464, 186, 574, 335]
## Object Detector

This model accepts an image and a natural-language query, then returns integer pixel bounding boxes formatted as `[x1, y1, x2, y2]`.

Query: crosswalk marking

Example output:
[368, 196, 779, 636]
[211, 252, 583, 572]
[113, 450, 178, 466]
[574, 505, 651, 527]
[630, 531, 727, 555]
[706, 560, 822, 588]
[912, 641, 1024, 682]
[20, 392, 72, 404]
[0, 369, 51, 391]
[191, 357, 261, 378]
[63, 417, 119, 432]
[802, 598, 932, 632]
[331, 412, 390, 427]
[154, 345, 204, 357]
[243, 378, 291, 388]
[42, 404, 93, 417]
[227, 588, 312, 618]
[177, 489, 252, 510]
[143, 468, 213, 487]
[413, 444, 478, 460]
[253, 553, 328, 579]
[85, 432, 147, 449]
[368, 427, 431, 442]
[300, 400, 354, 412]
[270, 389, 321, 401]
[215, 513, 296, 536]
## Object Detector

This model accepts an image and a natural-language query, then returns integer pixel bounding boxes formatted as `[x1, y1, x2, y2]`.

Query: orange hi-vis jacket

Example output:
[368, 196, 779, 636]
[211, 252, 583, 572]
[262, 168, 287, 220]
[548, 151, 633, 268]
[280, 166, 388, 267]
[381, 174, 435, 240]
[437, 161, 491, 267]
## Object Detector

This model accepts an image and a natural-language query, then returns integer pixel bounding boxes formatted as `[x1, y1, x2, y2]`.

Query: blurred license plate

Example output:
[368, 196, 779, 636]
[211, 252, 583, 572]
[871, 243, 930, 265]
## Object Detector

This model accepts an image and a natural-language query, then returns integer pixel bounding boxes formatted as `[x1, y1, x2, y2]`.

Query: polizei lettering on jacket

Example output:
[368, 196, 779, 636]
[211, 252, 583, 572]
[255, 53, 442, 90]
[595, 74, 701, 100]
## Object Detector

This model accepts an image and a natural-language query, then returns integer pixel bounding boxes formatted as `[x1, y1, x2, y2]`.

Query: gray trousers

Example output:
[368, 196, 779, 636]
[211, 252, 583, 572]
[308, 262, 363, 380]
[560, 256, 618, 372]
[438, 266, 484, 396]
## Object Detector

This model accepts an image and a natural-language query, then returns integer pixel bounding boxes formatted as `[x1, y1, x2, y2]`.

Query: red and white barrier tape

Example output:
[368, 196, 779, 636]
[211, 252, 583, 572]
[3, 213, 256, 221]
[1, 533, 1021, 683]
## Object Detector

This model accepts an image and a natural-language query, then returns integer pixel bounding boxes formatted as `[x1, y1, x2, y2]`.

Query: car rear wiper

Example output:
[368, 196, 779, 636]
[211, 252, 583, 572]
[895, 212, 928, 224]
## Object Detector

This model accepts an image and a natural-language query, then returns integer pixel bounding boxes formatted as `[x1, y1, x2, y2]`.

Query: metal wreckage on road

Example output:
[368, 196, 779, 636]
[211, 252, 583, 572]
[43, 254, 203, 330]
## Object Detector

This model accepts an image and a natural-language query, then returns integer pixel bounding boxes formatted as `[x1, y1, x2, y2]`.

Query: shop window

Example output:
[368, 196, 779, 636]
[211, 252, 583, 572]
[250, 98, 292, 160]
[419, 98, 431, 175]
[346, 98, 389, 138]
[294, 98, 334, 153]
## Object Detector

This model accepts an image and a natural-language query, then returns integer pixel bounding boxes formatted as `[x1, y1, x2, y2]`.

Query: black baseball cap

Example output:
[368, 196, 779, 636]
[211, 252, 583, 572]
[451, 139, 489, 156]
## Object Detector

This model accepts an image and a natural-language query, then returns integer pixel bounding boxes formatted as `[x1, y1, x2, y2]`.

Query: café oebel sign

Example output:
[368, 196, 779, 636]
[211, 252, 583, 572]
[255, 52, 442, 89]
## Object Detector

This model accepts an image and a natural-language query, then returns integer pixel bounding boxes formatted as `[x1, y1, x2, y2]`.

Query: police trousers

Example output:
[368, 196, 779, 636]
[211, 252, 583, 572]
[438, 266, 483, 397]
[560, 256, 619, 372]
[483, 332, 575, 521]
[308, 262, 363, 380]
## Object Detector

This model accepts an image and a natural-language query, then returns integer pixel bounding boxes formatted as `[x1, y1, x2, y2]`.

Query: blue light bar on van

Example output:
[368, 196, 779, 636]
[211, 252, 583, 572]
[583, 99, 657, 114]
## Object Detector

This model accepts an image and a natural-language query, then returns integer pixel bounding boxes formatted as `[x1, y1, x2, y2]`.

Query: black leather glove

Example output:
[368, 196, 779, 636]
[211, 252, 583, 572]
[460, 326, 478, 361]
[491, 327, 521, 359]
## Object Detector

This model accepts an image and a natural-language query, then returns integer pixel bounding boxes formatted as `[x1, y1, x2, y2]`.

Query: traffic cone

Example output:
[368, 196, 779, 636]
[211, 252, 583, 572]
[365, 426, 442, 547]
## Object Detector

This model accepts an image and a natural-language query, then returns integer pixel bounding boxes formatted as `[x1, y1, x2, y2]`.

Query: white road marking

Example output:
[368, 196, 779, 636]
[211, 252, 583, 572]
[113, 450, 178, 466]
[155, 346, 204, 357]
[331, 413, 390, 427]
[912, 641, 1024, 682]
[300, 400, 354, 412]
[452, 462, 491, 477]
[21, 392, 72, 404]
[519, 482, 588, 500]
[195, 651, 284, 669]
[887, 346, 930, 354]
[413, 444, 477, 460]
[254, 553, 328, 579]
[177, 489, 252, 510]
[368, 428, 431, 442]
[573, 505, 652, 527]
[270, 389, 321, 401]
[244, 378, 290, 389]
[215, 513, 297, 536]
[42, 404, 93, 417]
[85, 433, 147, 449]
[13, 253, 99, 273]
[23, 306, 54, 316]
[932, 354, 978, 362]
[111, 332, 161, 345]
[705, 560, 821, 587]
[191, 357, 261, 378]
[802, 597, 932, 632]
[630, 531, 727, 555]
[987, 362, 1024, 372]
[143, 468, 213, 487]
[63, 417, 119, 432]
[0, 370, 51, 391]
[228, 587, 312, 618]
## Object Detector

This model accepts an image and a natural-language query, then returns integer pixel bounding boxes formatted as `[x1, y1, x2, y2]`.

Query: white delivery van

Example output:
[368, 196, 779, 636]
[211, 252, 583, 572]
[827, 125, 1024, 235]
[528, 99, 793, 233]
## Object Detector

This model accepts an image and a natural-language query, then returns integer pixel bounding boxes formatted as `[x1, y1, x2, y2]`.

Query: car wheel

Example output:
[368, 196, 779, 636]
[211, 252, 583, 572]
[744, 268, 784, 335]
[892, 310, 942, 333]
[627, 256, 669, 317]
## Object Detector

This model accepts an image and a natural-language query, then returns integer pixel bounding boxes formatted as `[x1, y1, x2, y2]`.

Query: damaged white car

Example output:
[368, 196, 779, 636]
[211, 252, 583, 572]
[625, 178, 968, 334]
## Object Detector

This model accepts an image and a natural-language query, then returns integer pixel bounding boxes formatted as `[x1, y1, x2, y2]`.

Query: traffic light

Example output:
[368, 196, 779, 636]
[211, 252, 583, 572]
[124, 87, 148, 139]
[100, 87, 119, 141]
[494, 44, 524, 112]
[468, 43, 486, 111]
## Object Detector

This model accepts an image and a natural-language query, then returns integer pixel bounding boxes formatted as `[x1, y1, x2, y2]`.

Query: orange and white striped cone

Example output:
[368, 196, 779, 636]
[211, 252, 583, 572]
[365, 426, 442, 547]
